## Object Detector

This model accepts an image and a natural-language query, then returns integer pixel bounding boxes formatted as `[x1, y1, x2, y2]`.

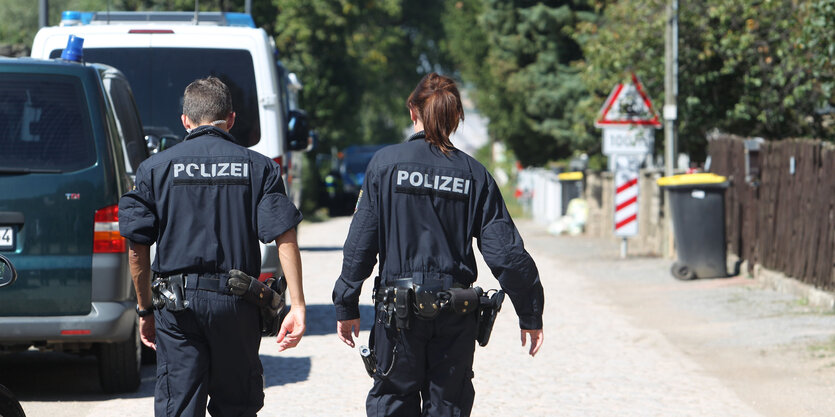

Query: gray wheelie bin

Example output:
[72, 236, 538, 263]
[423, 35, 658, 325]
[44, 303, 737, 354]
[658, 173, 729, 280]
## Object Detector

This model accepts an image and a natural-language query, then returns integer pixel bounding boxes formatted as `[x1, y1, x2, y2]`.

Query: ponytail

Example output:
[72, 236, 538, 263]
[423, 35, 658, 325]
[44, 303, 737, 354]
[407, 73, 464, 154]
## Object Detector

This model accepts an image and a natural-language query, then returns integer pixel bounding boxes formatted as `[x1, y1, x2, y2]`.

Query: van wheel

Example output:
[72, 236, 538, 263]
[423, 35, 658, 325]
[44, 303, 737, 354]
[97, 321, 141, 393]
[0, 384, 25, 417]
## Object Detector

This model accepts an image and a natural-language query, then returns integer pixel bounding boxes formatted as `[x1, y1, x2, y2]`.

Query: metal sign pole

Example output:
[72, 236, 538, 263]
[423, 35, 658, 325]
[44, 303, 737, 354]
[39, 0, 49, 28]
[621, 237, 628, 259]
[663, 0, 679, 259]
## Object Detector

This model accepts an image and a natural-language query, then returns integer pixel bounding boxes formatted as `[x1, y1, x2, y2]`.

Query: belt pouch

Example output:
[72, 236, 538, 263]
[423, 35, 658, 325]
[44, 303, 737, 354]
[447, 288, 479, 315]
[414, 280, 445, 319]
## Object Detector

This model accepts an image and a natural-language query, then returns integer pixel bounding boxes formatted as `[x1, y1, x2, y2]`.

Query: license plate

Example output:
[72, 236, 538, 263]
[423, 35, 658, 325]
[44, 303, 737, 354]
[0, 226, 13, 250]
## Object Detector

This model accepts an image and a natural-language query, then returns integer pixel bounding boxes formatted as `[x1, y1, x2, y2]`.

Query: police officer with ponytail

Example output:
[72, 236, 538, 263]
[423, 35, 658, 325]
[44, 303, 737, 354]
[333, 73, 544, 417]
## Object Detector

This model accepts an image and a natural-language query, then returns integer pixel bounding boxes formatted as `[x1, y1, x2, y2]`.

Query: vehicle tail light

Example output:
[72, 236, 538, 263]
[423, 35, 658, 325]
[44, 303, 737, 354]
[273, 156, 290, 178]
[94, 205, 125, 253]
[61, 329, 91, 335]
[258, 273, 274, 282]
[128, 29, 175, 34]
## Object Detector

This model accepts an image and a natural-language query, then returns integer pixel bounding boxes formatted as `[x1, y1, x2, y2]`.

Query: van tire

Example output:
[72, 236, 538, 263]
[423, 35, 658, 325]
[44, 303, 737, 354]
[97, 322, 141, 393]
[0, 384, 25, 417]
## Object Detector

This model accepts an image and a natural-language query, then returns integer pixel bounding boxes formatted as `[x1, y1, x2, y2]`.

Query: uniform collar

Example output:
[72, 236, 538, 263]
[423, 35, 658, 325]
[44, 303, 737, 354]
[184, 125, 237, 143]
[407, 130, 426, 142]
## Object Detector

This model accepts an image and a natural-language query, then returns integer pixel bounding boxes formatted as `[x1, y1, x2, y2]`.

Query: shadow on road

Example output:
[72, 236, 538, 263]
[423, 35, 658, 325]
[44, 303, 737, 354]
[260, 355, 311, 387]
[304, 304, 375, 336]
[0, 351, 155, 401]
[1, 305, 376, 401]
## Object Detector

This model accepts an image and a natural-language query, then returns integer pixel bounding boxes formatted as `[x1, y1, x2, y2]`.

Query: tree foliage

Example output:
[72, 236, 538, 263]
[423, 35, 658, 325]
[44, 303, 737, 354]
[575, 0, 835, 161]
[273, 0, 447, 149]
[443, 0, 595, 166]
[3, 0, 835, 167]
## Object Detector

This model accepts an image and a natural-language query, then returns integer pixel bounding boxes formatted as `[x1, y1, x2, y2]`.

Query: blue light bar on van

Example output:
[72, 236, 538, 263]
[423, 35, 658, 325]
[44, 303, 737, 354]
[223, 13, 256, 27]
[60, 11, 94, 26]
[60, 10, 255, 28]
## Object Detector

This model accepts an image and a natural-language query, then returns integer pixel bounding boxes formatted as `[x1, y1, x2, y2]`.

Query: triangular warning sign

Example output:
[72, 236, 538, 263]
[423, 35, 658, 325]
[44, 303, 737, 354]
[595, 73, 661, 128]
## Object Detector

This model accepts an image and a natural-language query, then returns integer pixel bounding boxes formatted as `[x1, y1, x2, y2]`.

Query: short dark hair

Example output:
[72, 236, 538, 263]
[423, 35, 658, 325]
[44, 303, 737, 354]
[182, 76, 233, 123]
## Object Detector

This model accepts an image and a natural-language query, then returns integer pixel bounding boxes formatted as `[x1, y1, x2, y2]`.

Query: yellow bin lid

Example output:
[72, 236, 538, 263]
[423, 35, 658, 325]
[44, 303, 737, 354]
[558, 171, 583, 181]
[657, 173, 727, 187]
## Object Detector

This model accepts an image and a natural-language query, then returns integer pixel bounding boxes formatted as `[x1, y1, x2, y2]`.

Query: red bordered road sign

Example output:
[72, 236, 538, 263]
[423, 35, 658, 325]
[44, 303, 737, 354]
[595, 73, 662, 128]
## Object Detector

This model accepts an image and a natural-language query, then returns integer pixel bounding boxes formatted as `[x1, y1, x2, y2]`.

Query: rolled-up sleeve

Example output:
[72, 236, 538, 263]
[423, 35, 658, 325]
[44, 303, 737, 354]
[119, 165, 158, 245]
[256, 161, 303, 244]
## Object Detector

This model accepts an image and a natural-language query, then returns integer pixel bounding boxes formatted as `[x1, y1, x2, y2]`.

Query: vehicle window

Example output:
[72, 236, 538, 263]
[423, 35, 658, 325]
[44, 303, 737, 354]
[103, 74, 148, 173]
[50, 48, 261, 147]
[0, 74, 96, 172]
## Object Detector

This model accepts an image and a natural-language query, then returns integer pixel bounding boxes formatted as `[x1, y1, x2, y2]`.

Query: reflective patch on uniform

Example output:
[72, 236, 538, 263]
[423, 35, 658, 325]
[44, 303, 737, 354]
[394, 169, 471, 201]
[171, 158, 251, 185]
[355, 190, 363, 213]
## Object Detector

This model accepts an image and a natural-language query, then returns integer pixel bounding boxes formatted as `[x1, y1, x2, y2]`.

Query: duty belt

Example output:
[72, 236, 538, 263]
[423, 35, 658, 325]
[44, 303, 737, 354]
[156, 273, 230, 293]
[372, 281, 469, 303]
[368, 277, 506, 347]
[372, 279, 480, 330]
[152, 272, 231, 312]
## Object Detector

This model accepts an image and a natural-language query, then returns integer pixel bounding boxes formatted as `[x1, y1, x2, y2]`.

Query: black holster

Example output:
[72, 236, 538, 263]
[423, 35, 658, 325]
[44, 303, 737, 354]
[476, 288, 505, 347]
[152, 275, 189, 312]
[257, 276, 288, 336]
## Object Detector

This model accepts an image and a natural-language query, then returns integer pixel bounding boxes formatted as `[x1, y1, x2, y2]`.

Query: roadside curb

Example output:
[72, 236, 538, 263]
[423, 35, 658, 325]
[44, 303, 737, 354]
[741, 260, 835, 312]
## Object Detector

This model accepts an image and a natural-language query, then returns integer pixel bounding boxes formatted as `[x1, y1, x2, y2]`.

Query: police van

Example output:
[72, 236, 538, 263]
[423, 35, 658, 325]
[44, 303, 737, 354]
[31, 11, 311, 280]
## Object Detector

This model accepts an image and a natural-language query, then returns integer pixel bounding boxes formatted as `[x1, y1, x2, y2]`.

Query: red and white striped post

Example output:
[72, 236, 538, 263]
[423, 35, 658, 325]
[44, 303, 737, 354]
[613, 155, 642, 258]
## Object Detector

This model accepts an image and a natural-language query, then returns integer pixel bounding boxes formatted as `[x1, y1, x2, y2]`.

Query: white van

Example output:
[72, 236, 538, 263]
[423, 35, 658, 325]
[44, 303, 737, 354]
[31, 11, 311, 280]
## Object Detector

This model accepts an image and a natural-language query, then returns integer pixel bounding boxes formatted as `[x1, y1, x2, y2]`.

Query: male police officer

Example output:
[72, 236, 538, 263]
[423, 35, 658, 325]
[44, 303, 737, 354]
[119, 76, 306, 417]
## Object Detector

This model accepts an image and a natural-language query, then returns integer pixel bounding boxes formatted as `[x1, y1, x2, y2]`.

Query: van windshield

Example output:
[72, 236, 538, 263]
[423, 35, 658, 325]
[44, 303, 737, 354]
[0, 74, 96, 172]
[51, 47, 261, 147]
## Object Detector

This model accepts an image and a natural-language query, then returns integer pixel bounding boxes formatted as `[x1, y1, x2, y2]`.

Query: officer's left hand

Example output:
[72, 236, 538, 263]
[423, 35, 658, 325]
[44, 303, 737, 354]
[276, 305, 306, 352]
[521, 329, 544, 357]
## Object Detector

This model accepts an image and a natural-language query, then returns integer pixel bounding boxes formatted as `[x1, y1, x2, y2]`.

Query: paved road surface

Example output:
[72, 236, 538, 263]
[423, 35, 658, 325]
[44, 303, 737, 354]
[5, 217, 835, 416]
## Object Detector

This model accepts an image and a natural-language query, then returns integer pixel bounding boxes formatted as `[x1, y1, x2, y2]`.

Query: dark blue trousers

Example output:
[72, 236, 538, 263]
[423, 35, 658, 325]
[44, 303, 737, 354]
[154, 287, 263, 417]
[367, 309, 477, 417]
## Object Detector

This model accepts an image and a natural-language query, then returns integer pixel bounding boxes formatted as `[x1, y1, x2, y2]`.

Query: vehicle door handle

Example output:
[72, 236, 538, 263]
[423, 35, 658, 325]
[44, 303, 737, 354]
[0, 212, 24, 225]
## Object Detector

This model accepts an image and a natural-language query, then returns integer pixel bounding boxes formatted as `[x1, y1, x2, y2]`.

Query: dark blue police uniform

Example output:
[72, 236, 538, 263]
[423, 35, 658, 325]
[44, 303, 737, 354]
[119, 125, 302, 417]
[333, 131, 544, 417]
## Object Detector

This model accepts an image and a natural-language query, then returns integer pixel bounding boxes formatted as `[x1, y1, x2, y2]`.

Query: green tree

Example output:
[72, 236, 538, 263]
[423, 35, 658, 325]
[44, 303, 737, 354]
[575, 0, 835, 161]
[443, 0, 595, 166]
[273, 0, 448, 149]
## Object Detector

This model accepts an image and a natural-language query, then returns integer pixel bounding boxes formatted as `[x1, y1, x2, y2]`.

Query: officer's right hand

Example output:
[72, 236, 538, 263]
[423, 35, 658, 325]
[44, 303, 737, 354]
[140, 315, 156, 350]
[276, 305, 306, 352]
[337, 319, 361, 348]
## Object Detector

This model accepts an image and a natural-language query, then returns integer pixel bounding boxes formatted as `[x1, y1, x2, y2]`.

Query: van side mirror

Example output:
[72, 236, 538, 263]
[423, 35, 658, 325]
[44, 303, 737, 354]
[160, 136, 182, 152]
[287, 109, 310, 151]
[145, 133, 182, 154]
[145, 134, 161, 154]
[0, 254, 18, 288]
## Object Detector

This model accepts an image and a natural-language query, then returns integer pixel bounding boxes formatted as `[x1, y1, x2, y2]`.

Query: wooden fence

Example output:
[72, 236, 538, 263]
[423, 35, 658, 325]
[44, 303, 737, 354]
[708, 135, 835, 290]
